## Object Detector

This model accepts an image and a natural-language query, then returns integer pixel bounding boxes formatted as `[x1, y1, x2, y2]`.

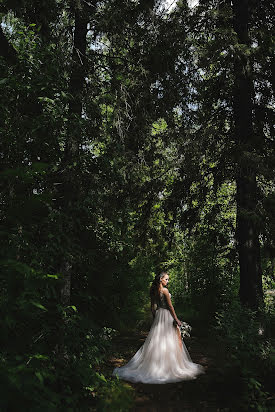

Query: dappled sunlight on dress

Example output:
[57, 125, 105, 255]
[113, 292, 205, 384]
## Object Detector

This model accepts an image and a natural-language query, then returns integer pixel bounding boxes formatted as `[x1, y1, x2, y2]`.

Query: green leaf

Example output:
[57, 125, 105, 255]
[95, 373, 107, 383]
[47, 274, 58, 279]
[30, 301, 47, 311]
[35, 371, 44, 384]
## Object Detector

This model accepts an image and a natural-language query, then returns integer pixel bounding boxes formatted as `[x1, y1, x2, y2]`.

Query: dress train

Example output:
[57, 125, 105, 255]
[113, 306, 205, 384]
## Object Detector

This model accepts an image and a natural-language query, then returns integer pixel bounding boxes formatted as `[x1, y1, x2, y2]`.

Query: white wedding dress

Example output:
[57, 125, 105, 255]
[113, 291, 205, 384]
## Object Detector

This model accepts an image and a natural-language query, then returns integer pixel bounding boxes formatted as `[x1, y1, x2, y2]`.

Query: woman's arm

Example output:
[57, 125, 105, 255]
[151, 298, 157, 318]
[163, 288, 181, 326]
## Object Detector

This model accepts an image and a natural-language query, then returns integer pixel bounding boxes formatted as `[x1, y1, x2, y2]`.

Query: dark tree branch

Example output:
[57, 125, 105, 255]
[0, 25, 17, 64]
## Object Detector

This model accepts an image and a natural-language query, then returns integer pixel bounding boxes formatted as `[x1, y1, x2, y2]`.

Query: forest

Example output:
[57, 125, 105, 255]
[0, 0, 274, 410]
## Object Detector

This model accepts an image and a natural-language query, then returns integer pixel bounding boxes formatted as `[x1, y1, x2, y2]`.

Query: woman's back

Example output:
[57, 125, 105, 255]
[156, 289, 170, 310]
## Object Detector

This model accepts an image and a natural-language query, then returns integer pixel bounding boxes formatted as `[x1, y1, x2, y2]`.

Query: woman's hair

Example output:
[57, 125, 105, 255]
[149, 272, 168, 301]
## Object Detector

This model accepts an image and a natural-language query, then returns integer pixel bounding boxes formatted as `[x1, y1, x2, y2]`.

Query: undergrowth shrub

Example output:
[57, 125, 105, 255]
[95, 375, 134, 412]
[214, 299, 275, 411]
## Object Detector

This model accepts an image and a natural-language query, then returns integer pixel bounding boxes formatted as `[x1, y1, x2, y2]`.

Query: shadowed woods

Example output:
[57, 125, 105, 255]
[0, 0, 274, 411]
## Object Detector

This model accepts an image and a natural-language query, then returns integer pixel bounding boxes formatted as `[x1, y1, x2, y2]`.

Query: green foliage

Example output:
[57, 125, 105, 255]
[214, 300, 275, 411]
[96, 377, 134, 412]
[0, 0, 274, 410]
[164, 181, 238, 324]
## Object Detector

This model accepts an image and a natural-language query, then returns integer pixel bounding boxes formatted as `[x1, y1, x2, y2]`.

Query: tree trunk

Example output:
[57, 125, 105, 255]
[0, 25, 17, 64]
[60, 3, 89, 307]
[232, 0, 263, 310]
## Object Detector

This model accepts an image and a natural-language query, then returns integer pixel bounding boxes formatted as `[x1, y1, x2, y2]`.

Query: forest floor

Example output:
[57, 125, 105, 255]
[101, 327, 242, 412]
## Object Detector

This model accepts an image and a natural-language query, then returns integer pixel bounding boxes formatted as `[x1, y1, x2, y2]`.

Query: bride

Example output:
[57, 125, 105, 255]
[113, 272, 205, 384]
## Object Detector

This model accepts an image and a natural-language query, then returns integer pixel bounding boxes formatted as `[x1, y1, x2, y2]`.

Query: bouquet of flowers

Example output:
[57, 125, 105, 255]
[173, 320, 192, 338]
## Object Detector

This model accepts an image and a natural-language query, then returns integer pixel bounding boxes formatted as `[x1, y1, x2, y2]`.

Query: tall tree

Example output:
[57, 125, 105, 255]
[59, 1, 89, 307]
[232, 0, 263, 309]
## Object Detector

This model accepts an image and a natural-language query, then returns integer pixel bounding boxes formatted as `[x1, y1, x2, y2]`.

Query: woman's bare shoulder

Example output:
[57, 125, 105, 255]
[162, 287, 169, 295]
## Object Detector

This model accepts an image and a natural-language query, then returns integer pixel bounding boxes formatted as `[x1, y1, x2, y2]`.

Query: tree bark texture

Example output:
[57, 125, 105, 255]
[0, 25, 17, 64]
[232, 0, 263, 310]
[60, 4, 89, 307]
[65, 7, 89, 162]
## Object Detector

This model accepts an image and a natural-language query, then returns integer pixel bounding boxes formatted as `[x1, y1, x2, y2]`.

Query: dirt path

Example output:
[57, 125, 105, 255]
[104, 330, 232, 412]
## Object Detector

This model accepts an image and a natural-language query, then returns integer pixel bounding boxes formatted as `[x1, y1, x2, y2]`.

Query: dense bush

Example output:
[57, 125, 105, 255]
[214, 300, 275, 411]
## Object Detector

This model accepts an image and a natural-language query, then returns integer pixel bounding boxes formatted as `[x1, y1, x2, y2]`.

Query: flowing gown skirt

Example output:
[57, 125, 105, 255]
[113, 308, 205, 384]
